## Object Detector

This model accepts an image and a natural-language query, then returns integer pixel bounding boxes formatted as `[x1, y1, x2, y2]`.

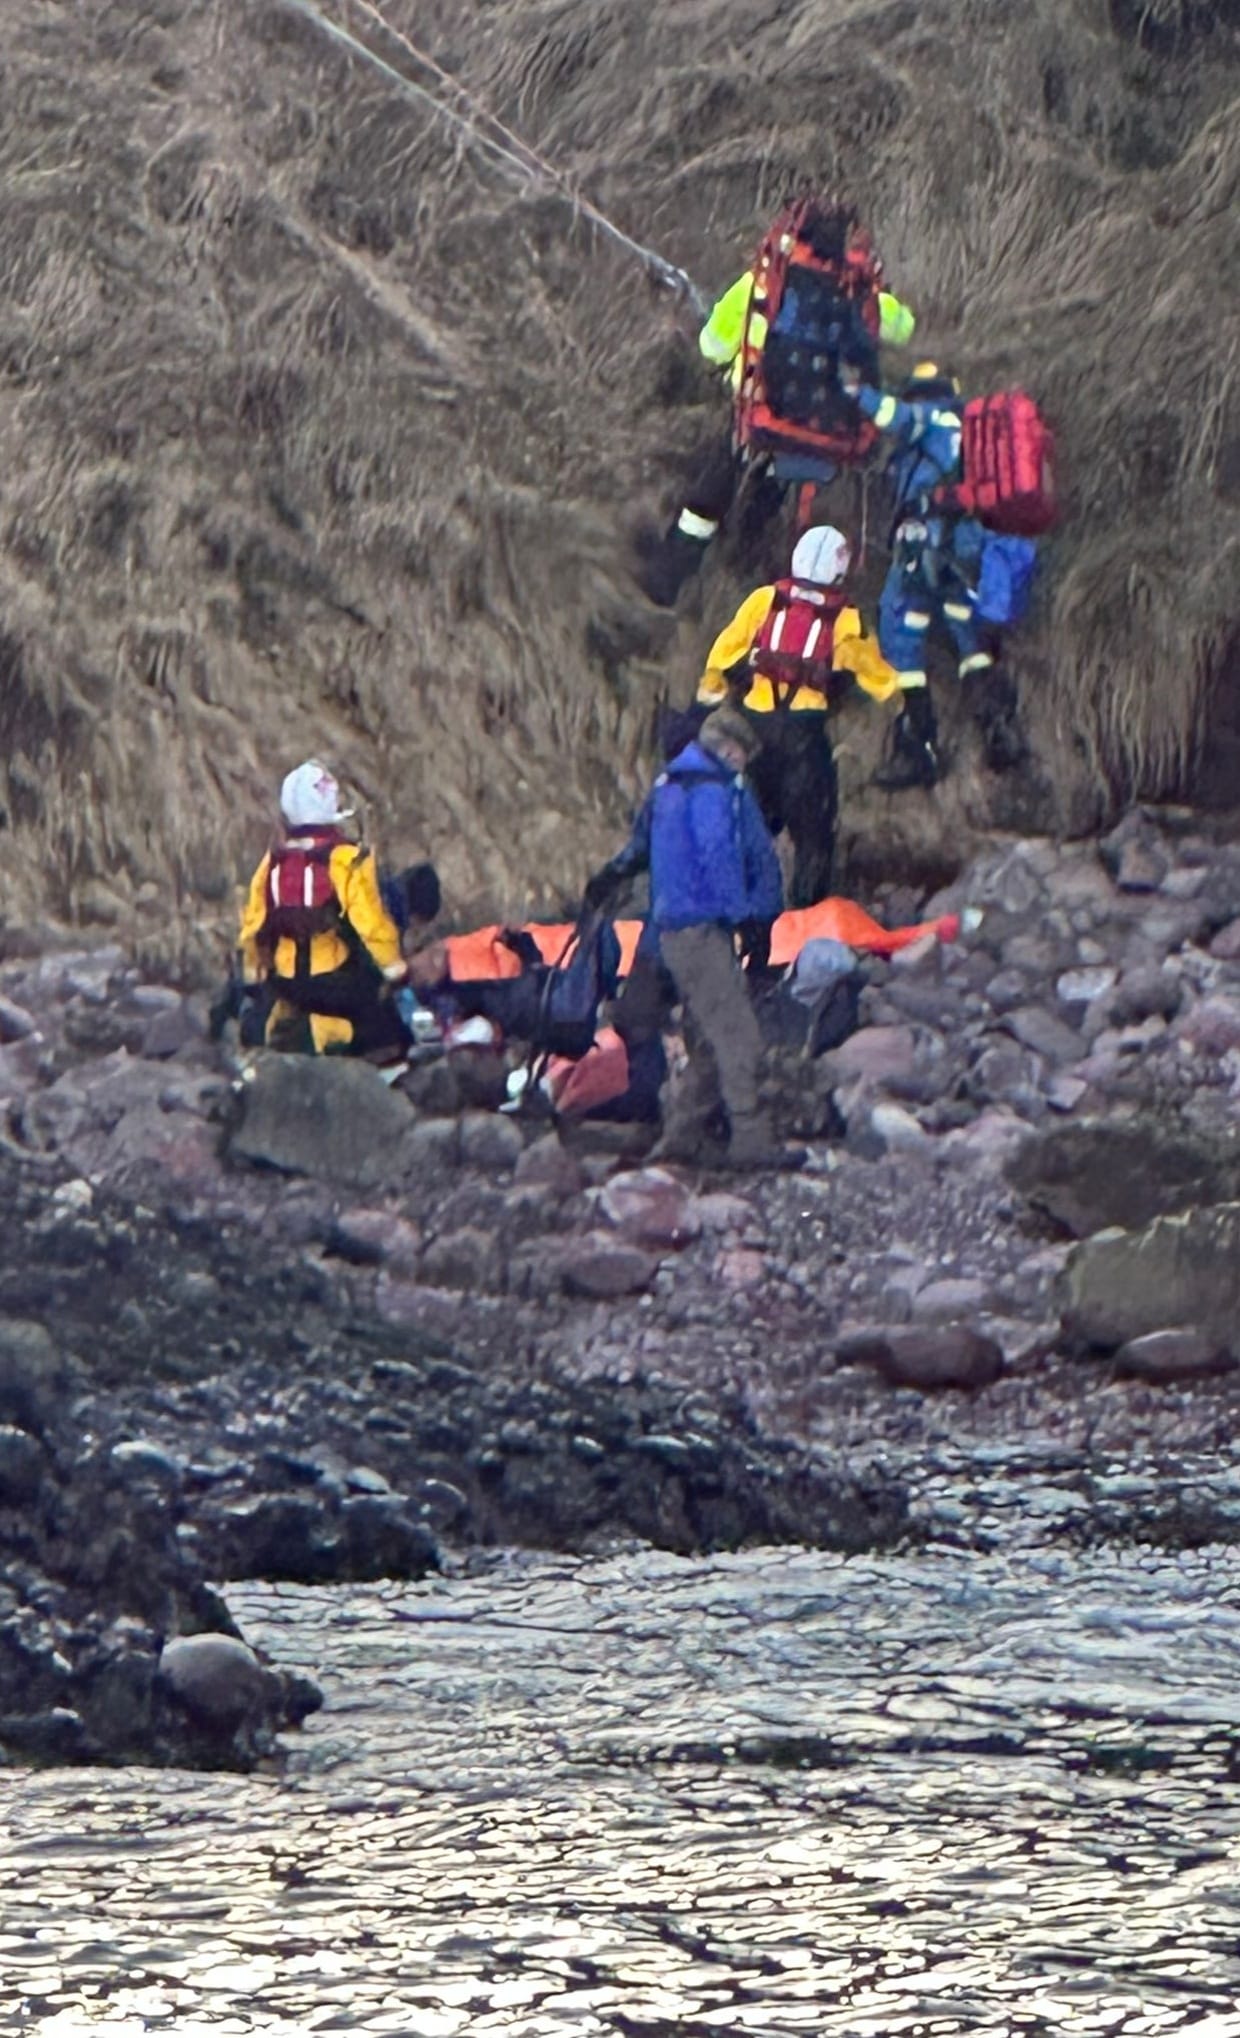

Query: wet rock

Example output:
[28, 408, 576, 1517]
[1061, 1202, 1240, 1349]
[0, 1319, 71, 1433]
[0, 992, 39, 1043]
[694, 1190, 757, 1233]
[140, 999, 201, 1060]
[941, 1107, 1029, 1172]
[412, 1476, 469, 1533]
[514, 1132, 586, 1195]
[340, 1495, 439, 1579]
[823, 1025, 916, 1084]
[1004, 1005, 1082, 1064]
[909, 1276, 993, 1323]
[1175, 996, 1240, 1057]
[403, 1116, 462, 1171]
[330, 1208, 422, 1274]
[1209, 916, 1240, 962]
[1009, 1118, 1240, 1236]
[421, 1225, 503, 1293]
[715, 1247, 766, 1289]
[1113, 1328, 1236, 1383]
[836, 1325, 1004, 1390]
[598, 1168, 702, 1250]
[0, 1424, 46, 1503]
[458, 1110, 525, 1172]
[560, 1232, 658, 1298]
[1056, 966, 1118, 1014]
[1101, 814, 1169, 893]
[159, 1634, 269, 1729]
[229, 1056, 414, 1190]
[869, 1101, 933, 1154]
[1110, 965, 1183, 1026]
[211, 1493, 337, 1582]
[1045, 1073, 1088, 1113]
[110, 1439, 183, 1485]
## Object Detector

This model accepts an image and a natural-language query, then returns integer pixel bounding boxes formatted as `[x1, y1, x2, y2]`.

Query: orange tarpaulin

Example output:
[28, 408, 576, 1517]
[445, 901, 958, 983]
[766, 898, 959, 966]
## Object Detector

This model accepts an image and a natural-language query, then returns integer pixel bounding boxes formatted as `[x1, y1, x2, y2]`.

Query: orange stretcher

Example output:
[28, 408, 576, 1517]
[444, 899, 959, 984]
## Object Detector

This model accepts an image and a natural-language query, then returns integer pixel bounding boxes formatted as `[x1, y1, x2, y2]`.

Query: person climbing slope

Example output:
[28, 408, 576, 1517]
[237, 760, 411, 1055]
[840, 358, 1030, 787]
[695, 523, 901, 905]
[639, 198, 916, 608]
[583, 707, 802, 1170]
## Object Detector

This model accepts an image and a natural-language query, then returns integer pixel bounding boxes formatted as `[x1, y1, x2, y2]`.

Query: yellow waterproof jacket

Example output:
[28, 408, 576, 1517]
[696, 585, 901, 714]
[239, 839, 404, 986]
[700, 273, 916, 392]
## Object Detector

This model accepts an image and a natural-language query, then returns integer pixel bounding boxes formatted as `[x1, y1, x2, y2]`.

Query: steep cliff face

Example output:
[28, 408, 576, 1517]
[0, 0, 1236, 970]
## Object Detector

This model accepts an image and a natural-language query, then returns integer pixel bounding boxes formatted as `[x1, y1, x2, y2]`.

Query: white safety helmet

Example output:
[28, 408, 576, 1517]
[790, 525, 851, 589]
[279, 759, 354, 828]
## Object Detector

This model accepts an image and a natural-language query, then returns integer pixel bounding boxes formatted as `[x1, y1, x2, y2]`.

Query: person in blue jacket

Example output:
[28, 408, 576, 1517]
[840, 358, 1026, 787]
[584, 706, 801, 1169]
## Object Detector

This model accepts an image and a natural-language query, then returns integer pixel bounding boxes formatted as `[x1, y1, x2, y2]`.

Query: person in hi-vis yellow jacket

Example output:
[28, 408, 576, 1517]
[237, 760, 408, 1056]
[636, 199, 915, 610]
[693, 526, 900, 907]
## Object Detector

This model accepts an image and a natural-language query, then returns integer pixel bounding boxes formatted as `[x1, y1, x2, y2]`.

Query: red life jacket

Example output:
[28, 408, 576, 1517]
[264, 834, 343, 949]
[736, 200, 882, 469]
[750, 581, 847, 701]
[947, 391, 1057, 536]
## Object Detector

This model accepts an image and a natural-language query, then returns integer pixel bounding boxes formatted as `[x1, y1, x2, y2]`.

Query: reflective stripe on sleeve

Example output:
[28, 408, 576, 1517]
[874, 395, 899, 429]
[677, 508, 718, 540]
[943, 600, 974, 622]
[958, 652, 995, 677]
[897, 670, 928, 690]
[905, 611, 932, 630]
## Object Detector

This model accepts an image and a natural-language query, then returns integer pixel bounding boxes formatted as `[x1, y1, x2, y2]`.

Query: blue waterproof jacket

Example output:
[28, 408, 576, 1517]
[855, 383, 963, 513]
[601, 742, 783, 933]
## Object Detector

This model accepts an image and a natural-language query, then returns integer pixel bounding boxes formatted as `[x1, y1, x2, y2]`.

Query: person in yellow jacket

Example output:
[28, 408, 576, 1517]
[237, 760, 409, 1056]
[637, 199, 916, 609]
[694, 525, 900, 907]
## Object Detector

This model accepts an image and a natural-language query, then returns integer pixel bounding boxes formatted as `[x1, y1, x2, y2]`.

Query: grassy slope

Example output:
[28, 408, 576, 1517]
[0, 0, 1235, 971]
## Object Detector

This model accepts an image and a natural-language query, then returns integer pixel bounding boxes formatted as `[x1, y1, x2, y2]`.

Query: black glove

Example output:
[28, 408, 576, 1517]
[583, 868, 618, 913]
[738, 918, 772, 971]
[237, 986, 269, 1049]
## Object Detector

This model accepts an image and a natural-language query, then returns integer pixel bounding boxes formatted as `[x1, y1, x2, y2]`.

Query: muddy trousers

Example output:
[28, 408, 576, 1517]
[659, 924, 762, 1143]
[743, 708, 838, 908]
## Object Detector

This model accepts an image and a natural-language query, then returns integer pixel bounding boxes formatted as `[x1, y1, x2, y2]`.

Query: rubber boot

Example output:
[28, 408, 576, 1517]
[723, 1113, 807, 1173]
[637, 525, 711, 609]
[648, 1064, 727, 1167]
[973, 670, 1028, 774]
[874, 689, 939, 791]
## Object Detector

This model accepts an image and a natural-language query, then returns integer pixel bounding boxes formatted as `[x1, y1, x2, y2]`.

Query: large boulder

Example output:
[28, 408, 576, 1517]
[228, 1055, 416, 1190]
[1060, 1202, 1240, 1351]
[1008, 1117, 1240, 1237]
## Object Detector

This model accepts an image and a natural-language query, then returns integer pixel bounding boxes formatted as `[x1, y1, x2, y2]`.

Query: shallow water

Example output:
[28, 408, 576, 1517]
[4, 1540, 1240, 2035]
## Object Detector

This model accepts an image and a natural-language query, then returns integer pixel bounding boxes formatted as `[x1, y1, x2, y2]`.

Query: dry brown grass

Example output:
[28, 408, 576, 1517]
[0, 0, 1235, 971]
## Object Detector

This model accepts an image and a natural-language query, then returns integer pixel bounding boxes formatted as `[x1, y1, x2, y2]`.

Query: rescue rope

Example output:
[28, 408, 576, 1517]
[273, 0, 708, 316]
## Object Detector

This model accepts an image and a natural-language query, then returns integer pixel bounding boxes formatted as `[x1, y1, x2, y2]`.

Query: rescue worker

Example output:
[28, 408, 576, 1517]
[696, 524, 901, 905]
[840, 358, 1026, 786]
[639, 200, 916, 609]
[237, 760, 409, 1055]
[583, 707, 802, 1170]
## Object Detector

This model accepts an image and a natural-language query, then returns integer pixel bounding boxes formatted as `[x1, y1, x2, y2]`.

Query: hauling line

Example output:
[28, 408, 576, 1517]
[273, 0, 708, 315]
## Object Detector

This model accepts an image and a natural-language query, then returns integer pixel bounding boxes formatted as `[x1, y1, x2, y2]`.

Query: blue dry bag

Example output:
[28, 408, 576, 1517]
[975, 534, 1038, 627]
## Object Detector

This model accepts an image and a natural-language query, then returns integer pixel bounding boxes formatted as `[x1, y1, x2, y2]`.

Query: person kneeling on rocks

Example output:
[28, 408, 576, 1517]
[583, 707, 803, 1171]
[236, 760, 412, 1056]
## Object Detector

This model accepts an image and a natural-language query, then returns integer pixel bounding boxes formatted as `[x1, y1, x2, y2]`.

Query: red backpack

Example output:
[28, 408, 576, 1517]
[264, 839, 342, 945]
[750, 582, 847, 700]
[949, 391, 1057, 536]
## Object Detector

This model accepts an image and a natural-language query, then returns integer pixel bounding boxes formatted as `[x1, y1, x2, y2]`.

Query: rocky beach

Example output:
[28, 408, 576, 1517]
[3, 809, 1239, 1776]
